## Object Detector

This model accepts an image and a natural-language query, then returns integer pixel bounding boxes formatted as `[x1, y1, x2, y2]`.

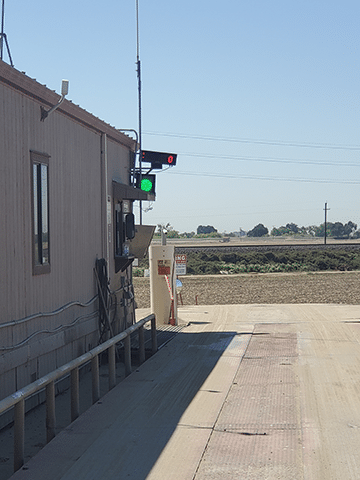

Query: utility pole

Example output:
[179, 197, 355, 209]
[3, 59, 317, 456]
[324, 202, 330, 245]
[136, 0, 143, 225]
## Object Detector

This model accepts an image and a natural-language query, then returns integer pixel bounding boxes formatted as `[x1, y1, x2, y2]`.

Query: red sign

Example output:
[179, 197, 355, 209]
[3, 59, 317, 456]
[158, 260, 171, 275]
[175, 254, 187, 264]
[175, 254, 187, 275]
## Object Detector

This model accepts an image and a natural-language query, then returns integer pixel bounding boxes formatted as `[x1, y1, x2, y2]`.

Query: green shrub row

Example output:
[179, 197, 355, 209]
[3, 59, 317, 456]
[133, 249, 360, 276]
[186, 250, 360, 275]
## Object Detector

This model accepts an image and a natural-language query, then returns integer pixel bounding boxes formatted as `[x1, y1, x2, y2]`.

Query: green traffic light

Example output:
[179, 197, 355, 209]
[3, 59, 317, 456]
[140, 178, 154, 192]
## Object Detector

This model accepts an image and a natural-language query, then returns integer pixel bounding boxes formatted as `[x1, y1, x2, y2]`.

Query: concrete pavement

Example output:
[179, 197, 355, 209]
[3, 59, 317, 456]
[8, 304, 360, 479]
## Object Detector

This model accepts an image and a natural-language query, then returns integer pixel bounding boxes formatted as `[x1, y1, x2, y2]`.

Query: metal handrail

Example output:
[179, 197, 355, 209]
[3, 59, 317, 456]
[0, 314, 157, 473]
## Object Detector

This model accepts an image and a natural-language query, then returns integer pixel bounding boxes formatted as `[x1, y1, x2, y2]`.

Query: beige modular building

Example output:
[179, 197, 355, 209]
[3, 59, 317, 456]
[0, 60, 150, 419]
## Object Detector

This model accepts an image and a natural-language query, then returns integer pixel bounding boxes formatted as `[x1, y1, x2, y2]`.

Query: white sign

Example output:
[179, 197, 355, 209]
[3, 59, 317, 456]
[175, 254, 187, 275]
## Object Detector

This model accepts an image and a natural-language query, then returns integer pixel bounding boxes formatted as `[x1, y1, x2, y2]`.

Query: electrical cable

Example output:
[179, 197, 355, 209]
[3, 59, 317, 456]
[167, 170, 360, 185]
[0, 311, 99, 351]
[0, 296, 98, 330]
[175, 151, 360, 168]
[144, 130, 360, 151]
[95, 258, 112, 343]
[0, 263, 133, 350]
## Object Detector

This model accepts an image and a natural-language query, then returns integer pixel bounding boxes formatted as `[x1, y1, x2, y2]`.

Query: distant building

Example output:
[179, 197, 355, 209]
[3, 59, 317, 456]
[0, 60, 151, 415]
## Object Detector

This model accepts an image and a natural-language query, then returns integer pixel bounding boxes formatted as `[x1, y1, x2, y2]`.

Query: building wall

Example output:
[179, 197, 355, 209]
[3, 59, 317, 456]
[0, 63, 136, 410]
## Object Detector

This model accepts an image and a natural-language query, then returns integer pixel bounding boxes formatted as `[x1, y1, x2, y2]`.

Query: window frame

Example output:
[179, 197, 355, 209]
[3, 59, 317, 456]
[31, 151, 51, 275]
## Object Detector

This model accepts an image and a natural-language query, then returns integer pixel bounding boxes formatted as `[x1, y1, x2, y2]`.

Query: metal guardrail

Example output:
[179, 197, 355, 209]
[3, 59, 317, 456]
[0, 314, 157, 474]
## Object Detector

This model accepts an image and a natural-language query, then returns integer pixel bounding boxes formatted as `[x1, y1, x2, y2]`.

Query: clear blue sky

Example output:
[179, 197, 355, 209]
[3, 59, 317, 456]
[3, 0, 360, 233]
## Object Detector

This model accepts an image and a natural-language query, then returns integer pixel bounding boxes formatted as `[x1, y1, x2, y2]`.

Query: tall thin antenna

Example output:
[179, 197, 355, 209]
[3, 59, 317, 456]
[136, 0, 143, 224]
[0, 0, 14, 66]
[136, 0, 140, 62]
[1, 0, 5, 60]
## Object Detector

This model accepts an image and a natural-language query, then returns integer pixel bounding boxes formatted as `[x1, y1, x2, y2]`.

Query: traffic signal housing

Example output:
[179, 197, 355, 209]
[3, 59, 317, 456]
[135, 173, 156, 196]
[141, 150, 177, 169]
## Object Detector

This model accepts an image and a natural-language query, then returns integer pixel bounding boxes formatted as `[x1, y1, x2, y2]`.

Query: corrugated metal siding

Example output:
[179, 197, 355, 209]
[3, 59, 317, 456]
[1, 84, 104, 321]
[0, 67, 135, 405]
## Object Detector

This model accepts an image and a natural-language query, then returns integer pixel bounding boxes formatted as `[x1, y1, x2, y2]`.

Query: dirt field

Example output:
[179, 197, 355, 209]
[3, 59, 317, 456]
[133, 270, 360, 308]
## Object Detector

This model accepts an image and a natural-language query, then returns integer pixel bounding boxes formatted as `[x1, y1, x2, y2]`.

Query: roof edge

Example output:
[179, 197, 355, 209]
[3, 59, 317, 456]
[0, 60, 136, 150]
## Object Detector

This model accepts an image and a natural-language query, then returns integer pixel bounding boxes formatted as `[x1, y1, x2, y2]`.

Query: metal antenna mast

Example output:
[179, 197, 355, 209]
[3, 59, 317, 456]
[0, 0, 4, 59]
[0, 0, 13, 66]
[136, 0, 143, 224]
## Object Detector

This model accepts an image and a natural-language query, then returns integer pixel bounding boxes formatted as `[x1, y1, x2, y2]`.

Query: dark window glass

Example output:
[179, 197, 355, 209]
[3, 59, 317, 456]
[31, 152, 50, 274]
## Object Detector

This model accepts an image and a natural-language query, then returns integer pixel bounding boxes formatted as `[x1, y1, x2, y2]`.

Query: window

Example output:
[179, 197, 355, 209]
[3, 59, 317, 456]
[31, 151, 50, 274]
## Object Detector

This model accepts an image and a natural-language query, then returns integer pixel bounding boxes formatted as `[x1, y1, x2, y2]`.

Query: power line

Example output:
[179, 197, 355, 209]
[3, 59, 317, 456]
[144, 131, 360, 151]
[176, 151, 360, 168]
[136, 206, 322, 220]
[167, 169, 360, 185]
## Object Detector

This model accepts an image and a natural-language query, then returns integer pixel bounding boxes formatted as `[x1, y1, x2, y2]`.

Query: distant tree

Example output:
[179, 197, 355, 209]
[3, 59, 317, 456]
[271, 226, 287, 236]
[307, 225, 318, 236]
[271, 223, 299, 236]
[285, 223, 299, 234]
[166, 230, 180, 238]
[271, 227, 281, 236]
[197, 225, 217, 235]
[327, 221, 357, 239]
[247, 223, 268, 237]
[344, 221, 357, 238]
[314, 224, 325, 237]
[329, 222, 344, 238]
[180, 231, 195, 238]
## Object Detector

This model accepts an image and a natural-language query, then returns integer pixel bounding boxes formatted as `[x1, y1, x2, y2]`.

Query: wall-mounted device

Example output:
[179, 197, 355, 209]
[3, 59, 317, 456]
[40, 80, 69, 121]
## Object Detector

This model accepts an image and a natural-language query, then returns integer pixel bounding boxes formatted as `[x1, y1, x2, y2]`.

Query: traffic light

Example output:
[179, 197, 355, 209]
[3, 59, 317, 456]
[135, 173, 156, 195]
[141, 150, 177, 169]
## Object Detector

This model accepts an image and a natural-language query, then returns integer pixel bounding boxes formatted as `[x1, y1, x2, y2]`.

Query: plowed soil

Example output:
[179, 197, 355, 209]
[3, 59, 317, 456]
[133, 271, 360, 308]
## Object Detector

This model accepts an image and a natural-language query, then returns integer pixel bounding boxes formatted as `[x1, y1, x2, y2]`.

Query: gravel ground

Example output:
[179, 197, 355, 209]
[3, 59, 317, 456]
[133, 271, 360, 308]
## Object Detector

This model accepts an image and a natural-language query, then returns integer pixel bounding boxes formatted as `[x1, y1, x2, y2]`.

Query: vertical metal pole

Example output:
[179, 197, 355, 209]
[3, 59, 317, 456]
[124, 335, 132, 376]
[161, 227, 167, 246]
[136, 0, 143, 225]
[151, 315, 157, 354]
[71, 367, 80, 422]
[108, 344, 116, 390]
[91, 355, 100, 404]
[104, 134, 110, 266]
[46, 382, 56, 443]
[0, 0, 5, 60]
[324, 202, 329, 245]
[138, 325, 145, 364]
[14, 398, 25, 472]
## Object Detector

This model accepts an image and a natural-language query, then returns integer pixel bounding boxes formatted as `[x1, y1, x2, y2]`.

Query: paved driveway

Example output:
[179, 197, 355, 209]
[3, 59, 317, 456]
[9, 304, 360, 480]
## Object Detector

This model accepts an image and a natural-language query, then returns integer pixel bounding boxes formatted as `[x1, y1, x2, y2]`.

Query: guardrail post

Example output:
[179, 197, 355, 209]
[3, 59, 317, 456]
[124, 335, 131, 376]
[138, 325, 145, 364]
[71, 367, 80, 422]
[151, 315, 158, 354]
[0, 315, 157, 477]
[91, 355, 100, 404]
[46, 381, 56, 443]
[14, 398, 25, 472]
[108, 345, 116, 390]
